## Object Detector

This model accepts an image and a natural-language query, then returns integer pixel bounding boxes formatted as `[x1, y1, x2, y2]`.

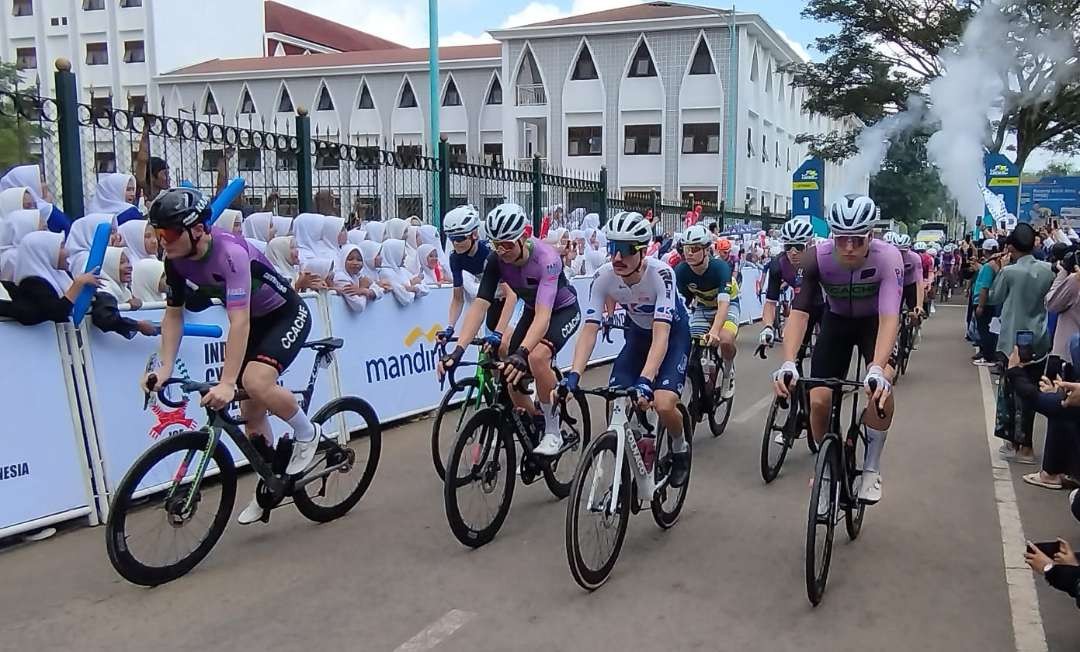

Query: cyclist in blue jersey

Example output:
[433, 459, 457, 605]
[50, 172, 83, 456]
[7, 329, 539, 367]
[761, 219, 820, 369]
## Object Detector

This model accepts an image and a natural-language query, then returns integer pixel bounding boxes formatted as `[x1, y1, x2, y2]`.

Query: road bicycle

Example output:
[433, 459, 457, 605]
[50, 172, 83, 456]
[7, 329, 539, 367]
[442, 344, 591, 548]
[759, 374, 818, 484]
[894, 311, 916, 380]
[105, 337, 381, 586]
[564, 383, 692, 591]
[685, 334, 733, 437]
[431, 338, 496, 480]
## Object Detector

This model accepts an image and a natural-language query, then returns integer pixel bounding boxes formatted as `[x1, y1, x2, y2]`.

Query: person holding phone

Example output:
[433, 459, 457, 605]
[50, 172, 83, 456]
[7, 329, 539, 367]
[1025, 538, 1080, 608]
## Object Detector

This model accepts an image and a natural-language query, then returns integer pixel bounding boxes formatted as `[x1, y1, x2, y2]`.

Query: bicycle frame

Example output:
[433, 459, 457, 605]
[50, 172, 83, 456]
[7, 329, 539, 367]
[590, 398, 661, 513]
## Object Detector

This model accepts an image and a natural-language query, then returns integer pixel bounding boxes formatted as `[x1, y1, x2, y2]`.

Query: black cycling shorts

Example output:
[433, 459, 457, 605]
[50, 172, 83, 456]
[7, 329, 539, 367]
[508, 301, 581, 356]
[799, 303, 824, 361]
[485, 297, 506, 333]
[243, 296, 312, 377]
[810, 311, 878, 380]
[902, 283, 918, 312]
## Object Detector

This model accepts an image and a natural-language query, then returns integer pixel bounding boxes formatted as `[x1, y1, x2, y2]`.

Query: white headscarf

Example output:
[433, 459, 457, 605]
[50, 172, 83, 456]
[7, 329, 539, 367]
[544, 226, 567, 247]
[0, 186, 29, 217]
[321, 215, 346, 259]
[242, 212, 274, 242]
[272, 215, 293, 237]
[584, 247, 607, 275]
[131, 257, 165, 304]
[15, 230, 70, 293]
[364, 220, 386, 243]
[581, 213, 600, 231]
[379, 238, 418, 303]
[0, 165, 48, 210]
[293, 213, 334, 267]
[385, 217, 408, 241]
[0, 209, 43, 281]
[87, 173, 137, 217]
[265, 236, 297, 282]
[415, 243, 443, 285]
[100, 246, 132, 303]
[357, 240, 382, 282]
[67, 213, 114, 275]
[216, 208, 243, 235]
[418, 224, 451, 269]
[347, 228, 366, 245]
[333, 244, 363, 286]
[118, 219, 152, 262]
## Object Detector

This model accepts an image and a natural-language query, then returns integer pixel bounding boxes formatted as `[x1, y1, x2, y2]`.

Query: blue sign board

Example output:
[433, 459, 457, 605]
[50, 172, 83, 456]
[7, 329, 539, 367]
[1019, 176, 1080, 222]
[984, 151, 1020, 224]
[792, 158, 828, 236]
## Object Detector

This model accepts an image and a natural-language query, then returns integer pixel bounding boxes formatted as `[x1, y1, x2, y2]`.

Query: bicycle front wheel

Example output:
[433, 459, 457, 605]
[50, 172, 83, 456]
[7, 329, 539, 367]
[760, 396, 796, 484]
[805, 437, 839, 606]
[293, 396, 382, 523]
[105, 430, 237, 586]
[652, 404, 692, 529]
[566, 433, 631, 591]
[543, 390, 593, 499]
[443, 407, 516, 548]
[431, 378, 488, 480]
[707, 371, 733, 437]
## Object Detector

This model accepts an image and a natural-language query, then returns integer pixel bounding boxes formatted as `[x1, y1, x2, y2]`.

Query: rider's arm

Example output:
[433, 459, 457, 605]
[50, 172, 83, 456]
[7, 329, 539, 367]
[219, 307, 250, 388]
[157, 261, 189, 374]
[643, 266, 677, 381]
[760, 259, 783, 327]
[494, 284, 516, 335]
[570, 321, 599, 374]
[873, 249, 904, 368]
[709, 262, 732, 336]
[447, 286, 465, 330]
[575, 267, 611, 371]
[783, 248, 820, 360]
[454, 258, 501, 347]
[519, 252, 564, 351]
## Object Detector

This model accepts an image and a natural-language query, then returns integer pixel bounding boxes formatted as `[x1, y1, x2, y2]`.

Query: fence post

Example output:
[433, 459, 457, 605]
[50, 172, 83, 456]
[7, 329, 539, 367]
[437, 137, 449, 245]
[53, 58, 83, 218]
[531, 154, 542, 234]
[295, 107, 313, 214]
[598, 166, 608, 226]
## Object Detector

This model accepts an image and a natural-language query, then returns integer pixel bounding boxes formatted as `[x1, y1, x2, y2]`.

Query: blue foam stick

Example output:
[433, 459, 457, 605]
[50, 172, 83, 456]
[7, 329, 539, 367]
[148, 322, 223, 338]
[209, 178, 246, 224]
[179, 180, 195, 189]
[71, 222, 111, 327]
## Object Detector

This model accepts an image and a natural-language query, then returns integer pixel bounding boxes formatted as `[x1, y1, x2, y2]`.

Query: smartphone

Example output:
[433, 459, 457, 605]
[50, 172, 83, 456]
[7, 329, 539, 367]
[1030, 540, 1061, 557]
[1016, 330, 1035, 364]
[1047, 356, 1064, 382]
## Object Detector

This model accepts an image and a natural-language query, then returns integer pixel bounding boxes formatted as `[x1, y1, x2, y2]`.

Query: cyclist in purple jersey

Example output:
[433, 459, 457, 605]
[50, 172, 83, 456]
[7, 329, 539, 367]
[142, 188, 318, 526]
[773, 195, 901, 506]
[440, 203, 581, 456]
[884, 232, 925, 316]
[760, 219, 821, 371]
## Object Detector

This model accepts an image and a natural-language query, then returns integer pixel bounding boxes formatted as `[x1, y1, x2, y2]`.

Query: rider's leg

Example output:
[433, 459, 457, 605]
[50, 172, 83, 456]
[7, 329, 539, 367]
[528, 305, 581, 456]
[858, 330, 893, 503]
[808, 387, 832, 445]
[240, 397, 273, 449]
[717, 323, 738, 398]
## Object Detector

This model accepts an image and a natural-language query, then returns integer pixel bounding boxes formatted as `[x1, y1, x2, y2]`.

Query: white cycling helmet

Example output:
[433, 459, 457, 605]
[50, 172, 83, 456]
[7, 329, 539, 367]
[896, 234, 912, 249]
[913, 241, 928, 252]
[828, 194, 878, 235]
[443, 204, 481, 237]
[780, 219, 815, 245]
[682, 224, 713, 247]
[882, 231, 901, 247]
[604, 211, 652, 243]
[928, 246, 940, 256]
[943, 243, 956, 253]
[484, 203, 529, 241]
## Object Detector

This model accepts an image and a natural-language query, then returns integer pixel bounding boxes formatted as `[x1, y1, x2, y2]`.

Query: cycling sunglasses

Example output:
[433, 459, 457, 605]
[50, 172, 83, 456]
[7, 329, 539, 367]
[784, 243, 806, 252]
[448, 234, 471, 243]
[492, 239, 519, 252]
[607, 241, 646, 257]
[833, 234, 869, 248]
[155, 226, 185, 244]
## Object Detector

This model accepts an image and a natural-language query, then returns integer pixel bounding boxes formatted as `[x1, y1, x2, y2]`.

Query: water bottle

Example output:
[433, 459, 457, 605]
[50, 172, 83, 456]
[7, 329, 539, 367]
[701, 350, 717, 383]
[636, 434, 656, 472]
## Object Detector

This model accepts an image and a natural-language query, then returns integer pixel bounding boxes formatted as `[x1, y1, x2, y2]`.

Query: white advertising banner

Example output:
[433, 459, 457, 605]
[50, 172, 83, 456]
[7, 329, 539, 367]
[0, 321, 93, 531]
[83, 295, 332, 494]
[738, 266, 764, 324]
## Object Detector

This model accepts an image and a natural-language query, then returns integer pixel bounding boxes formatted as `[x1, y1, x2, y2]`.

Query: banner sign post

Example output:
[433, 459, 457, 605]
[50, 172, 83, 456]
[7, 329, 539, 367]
[792, 158, 828, 236]
[984, 151, 1021, 225]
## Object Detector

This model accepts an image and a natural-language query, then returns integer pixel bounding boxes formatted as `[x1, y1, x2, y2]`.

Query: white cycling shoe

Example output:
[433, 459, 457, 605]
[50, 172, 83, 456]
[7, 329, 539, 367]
[237, 493, 266, 525]
[285, 424, 322, 476]
[532, 431, 564, 457]
[721, 362, 736, 399]
[857, 471, 883, 504]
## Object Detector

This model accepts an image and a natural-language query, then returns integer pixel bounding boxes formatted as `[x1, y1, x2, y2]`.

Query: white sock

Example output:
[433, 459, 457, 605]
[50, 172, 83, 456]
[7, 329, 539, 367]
[670, 433, 688, 454]
[864, 427, 887, 473]
[541, 402, 560, 436]
[287, 409, 316, 443]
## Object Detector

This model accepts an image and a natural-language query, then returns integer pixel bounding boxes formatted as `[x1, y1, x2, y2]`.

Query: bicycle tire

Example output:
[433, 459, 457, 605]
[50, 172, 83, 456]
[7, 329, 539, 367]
[106, 430, 237, 587]
[430, 377, 489, 480]
[707, 385, 733, 437]
[760, 396, 794, 484]
[805, 436, 839, 606]
[542, 390, 593, 499]
[651, 404, 693, 529]
[566, 433, 631, 591]
[844, 425, 867, 540]
[443, 407, 516, 548]
[293, 396, 382, 523]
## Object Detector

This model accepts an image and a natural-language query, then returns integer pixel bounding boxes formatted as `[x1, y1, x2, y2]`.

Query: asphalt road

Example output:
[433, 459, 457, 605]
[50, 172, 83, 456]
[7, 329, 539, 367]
[1, 306, 1075, 652]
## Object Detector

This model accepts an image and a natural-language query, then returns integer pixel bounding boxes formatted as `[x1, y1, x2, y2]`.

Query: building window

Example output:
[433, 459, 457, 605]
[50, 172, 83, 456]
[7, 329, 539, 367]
[443, 78, 461, 107]
[277, 87, 293, 112]
[12, 0, 32, 17]
[90, 96, 112, 119]
[571, 45, 598, 80]
[396, 144, 422, 165]
[775, 141, 781, 167]
[82, 0, 104, 10]
[448, 143, 467, 164]
[747, 127, 754, 158]
[201, 149, 224, 172]
[128, 94, 146, 114]
[483, 143, 503, 167]
[786, 146, 791, 170]
[276, 152, 297, 171]
[355, 146, 379, 170]
[398, 80, 417, 108]
[120, 0, 143, 7]
[689, 40, 714, 75]
[357, 84, 374, 109]
[203, 90, 219, 115]
[238, 147, 260, 171]
[682, 123, 720, 154]
[239, 89, 255, 114]
[86, 42, 108, 66]
[15, 47, 35, 70]
[397, 196, 422, 219]
[762, 133, 768, 163]
[354, 196, 380, 221]
[568, 126, 602, 157]
[624, 124, 661, 155]
[486, 78, 502, 105]
[316, 85, 334, 111]
[95, 151, 116, 173]
[315, 145, 340, 170]
[123, 40, 145, 63]
[627, 41, 656, 78]
[681, 191, 718, 209]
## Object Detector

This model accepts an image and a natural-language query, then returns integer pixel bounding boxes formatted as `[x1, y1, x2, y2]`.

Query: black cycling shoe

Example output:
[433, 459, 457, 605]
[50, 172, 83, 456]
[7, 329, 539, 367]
[668, 451, 690, 488]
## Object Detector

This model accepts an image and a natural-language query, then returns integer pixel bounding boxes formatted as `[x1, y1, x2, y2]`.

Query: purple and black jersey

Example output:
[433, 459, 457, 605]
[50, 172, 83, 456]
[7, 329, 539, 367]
[477, 238, 577, 310]
[792, 239, 903, 318]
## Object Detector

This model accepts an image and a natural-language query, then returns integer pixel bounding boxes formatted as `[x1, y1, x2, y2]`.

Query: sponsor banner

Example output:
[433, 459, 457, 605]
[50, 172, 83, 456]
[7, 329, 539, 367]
[84, 296, 330, 493]
[792, 158, 827, 236]
[737, 266, 763, 324]
[1020, 175, 1080, 222]
[984, 152, 1021, 223]
[0, 321, 92, 530]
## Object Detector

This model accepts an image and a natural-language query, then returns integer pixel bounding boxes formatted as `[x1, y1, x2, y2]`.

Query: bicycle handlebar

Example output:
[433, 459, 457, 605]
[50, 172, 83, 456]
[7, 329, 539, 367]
[788, 375, 888, 420]
[144, 374, 247, 426]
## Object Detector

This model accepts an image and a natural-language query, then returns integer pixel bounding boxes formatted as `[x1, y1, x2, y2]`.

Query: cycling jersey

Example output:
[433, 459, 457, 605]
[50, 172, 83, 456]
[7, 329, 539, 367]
[792, 239, 904, 318]
[476, 238, 576, 310]
[901, 249, 924, 287]
[164, 228, 292, 318]
[920, 252, 934, 279]
[585, 257, 687, 329]
[450, 240, 490, 288]
[674, 258, 732, 310]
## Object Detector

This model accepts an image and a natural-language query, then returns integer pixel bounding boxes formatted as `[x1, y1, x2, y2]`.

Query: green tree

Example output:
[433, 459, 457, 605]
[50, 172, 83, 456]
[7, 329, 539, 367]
[0, 61, 46, 171]
[870, 132, 950, 229]
[1031, 160, 1077, 177]
[786, 0, 1080, 172]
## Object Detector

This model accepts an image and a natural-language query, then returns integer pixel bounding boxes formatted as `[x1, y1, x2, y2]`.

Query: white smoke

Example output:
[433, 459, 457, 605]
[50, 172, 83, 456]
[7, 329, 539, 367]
[846, 95, 927, 187]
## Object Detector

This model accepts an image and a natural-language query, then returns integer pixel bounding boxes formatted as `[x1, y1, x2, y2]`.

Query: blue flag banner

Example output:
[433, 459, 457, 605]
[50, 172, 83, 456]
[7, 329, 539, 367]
[984, 152, 1020, 224]
[792, 158, 829, 236]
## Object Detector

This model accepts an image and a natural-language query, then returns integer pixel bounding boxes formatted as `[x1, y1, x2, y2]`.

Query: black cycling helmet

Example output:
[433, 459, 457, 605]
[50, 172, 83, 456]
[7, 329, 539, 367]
[147, 187, 211, 229]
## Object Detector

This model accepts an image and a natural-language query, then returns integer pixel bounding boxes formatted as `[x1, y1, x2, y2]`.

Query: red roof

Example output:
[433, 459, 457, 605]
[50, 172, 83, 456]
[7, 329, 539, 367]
[518, 2, 726, 28]
[167, 44, 502, 75]
[264, 1, 406, 52]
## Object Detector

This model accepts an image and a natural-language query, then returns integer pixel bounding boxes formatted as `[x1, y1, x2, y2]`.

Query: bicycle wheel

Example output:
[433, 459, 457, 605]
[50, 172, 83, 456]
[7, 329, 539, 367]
[844, 425, 867, 540]
[543, 390, 593, 499]
[566, 433, 631, 591]
[443, 407, 516, 548]
[707, 363, 733, 437]
[293, 396, 382, 523]
[652, 405, 692, 529]
[431, 377, 488, 480]
[106, 430, 237, 586]
[760, 396, 797, 484]
[805, 436, 839, 606]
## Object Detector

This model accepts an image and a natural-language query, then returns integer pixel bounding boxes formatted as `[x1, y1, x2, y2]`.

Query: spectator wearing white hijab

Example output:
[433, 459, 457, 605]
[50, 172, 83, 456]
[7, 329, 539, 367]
[265, 235, 326, 293]
[1, 231, 98, 324]
[581, 212, 600, 231]
[67, 213, 116, 276]
[321, 215, 347, 264]
[117, 219, 155, 263]
[378, 239, 422, 304]
[385, 217, 408, 241]
[91, 246, 155, 337]
[357, 240, 387, 294]
[292, 213, 334, 279]
[130, 257, 166, 304]
[347, 227, 366, 245]
[0, 164, 71, 233]
[364, 220, 386, 243]
[87, 172, 141, 224]
[332, 243, 381, 312]
[415, 243, 446, 285]
[215, 208, 244, 236]
[241, 212, 275, 252]
[569, 230, 587, 276]
[0, 209, 43, 281]
[271, 215, 293, 237]
[418, 223, 451, 268]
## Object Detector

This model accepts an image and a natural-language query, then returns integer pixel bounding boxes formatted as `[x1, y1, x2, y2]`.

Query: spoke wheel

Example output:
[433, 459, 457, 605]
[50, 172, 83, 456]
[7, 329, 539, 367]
[431, 378, 489, 480]
[805, 437, 840, 606]
[844, 426, 867, 540]
[707, 366, 733, 438]
[543, 391, 592, 499]
[106, 430, 236, 586]
[652, 405, 692, 528]
[566, 433, 631, 591]
[443, 408, 516, 548]
[760, 396, 797, 483]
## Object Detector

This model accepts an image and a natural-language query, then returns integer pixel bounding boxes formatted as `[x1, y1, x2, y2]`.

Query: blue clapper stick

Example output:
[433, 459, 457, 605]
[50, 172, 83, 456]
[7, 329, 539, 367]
[147, 322, 223, 338]
[209, 178, 246, 225]
[71, 222, 111, 326]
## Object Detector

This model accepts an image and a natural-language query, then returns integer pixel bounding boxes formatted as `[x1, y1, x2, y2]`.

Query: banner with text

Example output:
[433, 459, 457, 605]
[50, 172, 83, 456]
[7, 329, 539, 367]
[984, 152, 1021, 225]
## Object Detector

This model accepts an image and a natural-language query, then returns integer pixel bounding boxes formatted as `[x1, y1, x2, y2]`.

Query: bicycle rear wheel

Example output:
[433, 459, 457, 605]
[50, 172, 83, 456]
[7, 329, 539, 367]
[652, 405, 692, 529]
[431, 378, 488, 480]
[760, 396, 796, 484]
[106, 430, 237, 586]
[844, 425, 867, 540]
[566, 433, 631, 591]
[543, 390, 592, 499]
[707, 367, 733, 437]
[293, 396, 382, 523]
[805, 436, 839, 606]
[443, 408, 516, 548]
